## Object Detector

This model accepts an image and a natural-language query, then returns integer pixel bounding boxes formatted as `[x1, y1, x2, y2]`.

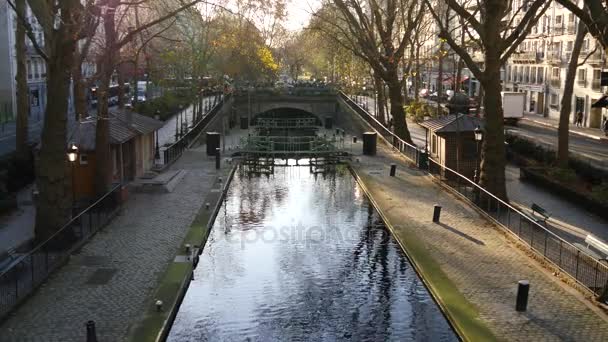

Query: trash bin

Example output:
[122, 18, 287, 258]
[206, 132, 220, 156]
[362, 132, 377, 156]
[325, 117, 333, 129]
[240, 117, 249, 129]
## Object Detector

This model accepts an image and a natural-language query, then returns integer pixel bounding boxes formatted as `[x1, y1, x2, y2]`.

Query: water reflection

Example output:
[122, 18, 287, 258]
[168, 165, 457, 341]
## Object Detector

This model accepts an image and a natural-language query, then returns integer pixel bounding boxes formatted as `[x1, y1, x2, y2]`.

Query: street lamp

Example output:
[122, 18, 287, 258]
[473, 125, 483, 183]
[67, 142, 78, 214]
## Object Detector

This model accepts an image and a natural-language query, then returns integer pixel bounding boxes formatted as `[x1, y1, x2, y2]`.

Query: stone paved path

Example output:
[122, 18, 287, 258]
[353, 143, 608, 341]
[0, 147, 227, 342]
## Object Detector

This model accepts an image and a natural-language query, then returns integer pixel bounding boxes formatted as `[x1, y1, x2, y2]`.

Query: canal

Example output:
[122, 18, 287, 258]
[168, 164, 457, 341]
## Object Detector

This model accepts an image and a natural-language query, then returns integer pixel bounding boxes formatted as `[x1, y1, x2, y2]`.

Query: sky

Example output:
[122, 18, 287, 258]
[284, 0, 321, 31]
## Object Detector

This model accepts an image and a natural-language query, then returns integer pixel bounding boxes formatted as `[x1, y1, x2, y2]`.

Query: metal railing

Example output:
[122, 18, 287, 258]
[338, 92, 422, 166]
[340, 91, 608, 300]
[0, 184, 122, 320]
[161, 93, 231, 166]
[238, 135, 340, 154]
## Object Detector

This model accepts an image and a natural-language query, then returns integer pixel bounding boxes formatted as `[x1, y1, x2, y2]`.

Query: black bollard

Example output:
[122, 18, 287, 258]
[516, 280, 530, 312]
[86, 320, 98, 342]
[215, 148, 221, 170]
[432, 205, 442, 223]
[390, 164, 397, 177]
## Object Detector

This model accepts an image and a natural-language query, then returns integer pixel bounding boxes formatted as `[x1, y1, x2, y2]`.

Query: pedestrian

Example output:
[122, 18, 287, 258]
[603, 117, 608, 136]
[575, 111, 584, 127]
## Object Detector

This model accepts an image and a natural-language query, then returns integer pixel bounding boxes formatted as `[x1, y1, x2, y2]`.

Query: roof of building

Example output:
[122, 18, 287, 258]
[110, 108, 164, 135]
[419, 114, 484, 134]
[67, 109, 163, 151]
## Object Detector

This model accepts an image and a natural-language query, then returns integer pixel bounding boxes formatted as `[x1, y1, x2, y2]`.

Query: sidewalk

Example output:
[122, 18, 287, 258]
[0, 185, 35, 257]
[352, 142, 608, 340]
[0, 148, 230, 341]
[522, 113, 607, 141]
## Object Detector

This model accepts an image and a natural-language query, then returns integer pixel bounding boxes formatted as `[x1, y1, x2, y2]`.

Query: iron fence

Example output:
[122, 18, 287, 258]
[161, 93, 231, 166]
[341, 91, 608, 300]
[338, 91, 423, 166]
[0, 184, 122, 320]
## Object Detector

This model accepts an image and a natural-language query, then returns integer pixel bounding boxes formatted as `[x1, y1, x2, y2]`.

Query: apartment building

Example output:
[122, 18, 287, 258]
[0, 2, 97, 126]
[503, 2, 606, 129]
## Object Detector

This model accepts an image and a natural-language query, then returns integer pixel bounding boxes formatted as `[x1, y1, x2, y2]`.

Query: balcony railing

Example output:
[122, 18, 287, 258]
[550, 78, 561, 87]
[552, 25, 565, 35]
[512, 51, 537, 62]
[585, 51, 604, 65]
[577, 78, 587, 87]
[548, 52, 562, 64]
[566, 23, 577, 34]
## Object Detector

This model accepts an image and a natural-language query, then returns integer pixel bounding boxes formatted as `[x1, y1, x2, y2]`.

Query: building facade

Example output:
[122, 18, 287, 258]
[503, 1, 607, 128]
[0, 2, 97, 128]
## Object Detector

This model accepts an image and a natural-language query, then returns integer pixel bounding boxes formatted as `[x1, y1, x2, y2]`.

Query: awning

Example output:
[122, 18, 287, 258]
[592, 95, 608, 108]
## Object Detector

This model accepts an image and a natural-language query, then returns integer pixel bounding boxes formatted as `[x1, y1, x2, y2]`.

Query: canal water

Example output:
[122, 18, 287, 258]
[168, 165, 457, 341]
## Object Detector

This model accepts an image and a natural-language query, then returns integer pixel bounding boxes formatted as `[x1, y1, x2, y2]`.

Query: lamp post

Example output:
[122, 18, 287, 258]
[154, 111, 160, 160]
[473, 125, 483, 184]
[67, 142, 78, 214]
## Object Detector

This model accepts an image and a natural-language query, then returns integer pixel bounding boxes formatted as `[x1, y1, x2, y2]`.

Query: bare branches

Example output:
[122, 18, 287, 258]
[6, 0, 49, 60]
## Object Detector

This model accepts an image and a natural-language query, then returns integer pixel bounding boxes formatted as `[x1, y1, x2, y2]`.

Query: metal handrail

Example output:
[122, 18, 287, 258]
[0, 183, 121, 279]
[339, 91, 418, 150]
[341, 90, 608, 298]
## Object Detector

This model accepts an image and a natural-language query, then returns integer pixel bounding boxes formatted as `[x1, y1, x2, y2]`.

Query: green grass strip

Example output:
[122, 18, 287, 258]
[354, 169, 498, 342]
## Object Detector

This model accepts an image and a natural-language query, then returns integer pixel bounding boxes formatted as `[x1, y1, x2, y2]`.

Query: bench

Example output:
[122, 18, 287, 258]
[573, 235, 608, 261]
[530, 203, 550, 224]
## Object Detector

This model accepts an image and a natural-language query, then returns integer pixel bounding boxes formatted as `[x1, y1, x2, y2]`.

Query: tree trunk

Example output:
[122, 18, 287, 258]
[387, 73, 413, 144]
[72, 61, 87, 121]
[15, 0, 29, 160]
[374, 74, 386, 124]
[558, 21, 587, 167]
[35, 0, 81, 242]
[479, 67, 507, 200]
[95, 3, 117, 195]
[414, 46, 421, 100]
[117, 67, 125, 109]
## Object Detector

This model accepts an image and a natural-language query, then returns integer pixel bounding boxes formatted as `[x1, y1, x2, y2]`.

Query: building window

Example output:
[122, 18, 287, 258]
[79, 154, 89, 165]
[538, 67, 544, 83]
[592, 69, 602, 91]
[578, 69, 587, 87]
[33, 59, 39, 79]
[550, 94, 559, 109]
[27, 60, 32, 80]
[531, 67, 537, 83]
[566, 41, 573, 51]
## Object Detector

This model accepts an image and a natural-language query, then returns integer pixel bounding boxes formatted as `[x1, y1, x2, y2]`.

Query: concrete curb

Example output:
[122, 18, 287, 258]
[126, 164, 237, 342]
[154, 164, 237, 342]
[521, 117, 608, 142]
[348, 165, 492, 342]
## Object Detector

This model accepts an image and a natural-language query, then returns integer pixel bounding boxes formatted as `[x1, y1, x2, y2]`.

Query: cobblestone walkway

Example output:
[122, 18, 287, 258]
[353, 143, 608, 341]
[0, 148, 226, 342]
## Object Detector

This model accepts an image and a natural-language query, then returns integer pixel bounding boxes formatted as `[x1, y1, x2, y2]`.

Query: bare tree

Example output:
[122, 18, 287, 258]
[424, 0, 550, 199]
[558, 19, 592, 167]
[14, 0, 28, 161]
[312, 0, 425, 143]
[9, 0, 85, 240]
[93, 0, 204, 194]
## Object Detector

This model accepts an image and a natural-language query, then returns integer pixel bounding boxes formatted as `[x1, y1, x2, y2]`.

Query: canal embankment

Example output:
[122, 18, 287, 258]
[349, 141, 608, 341]
[127, 164, 236, 342]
